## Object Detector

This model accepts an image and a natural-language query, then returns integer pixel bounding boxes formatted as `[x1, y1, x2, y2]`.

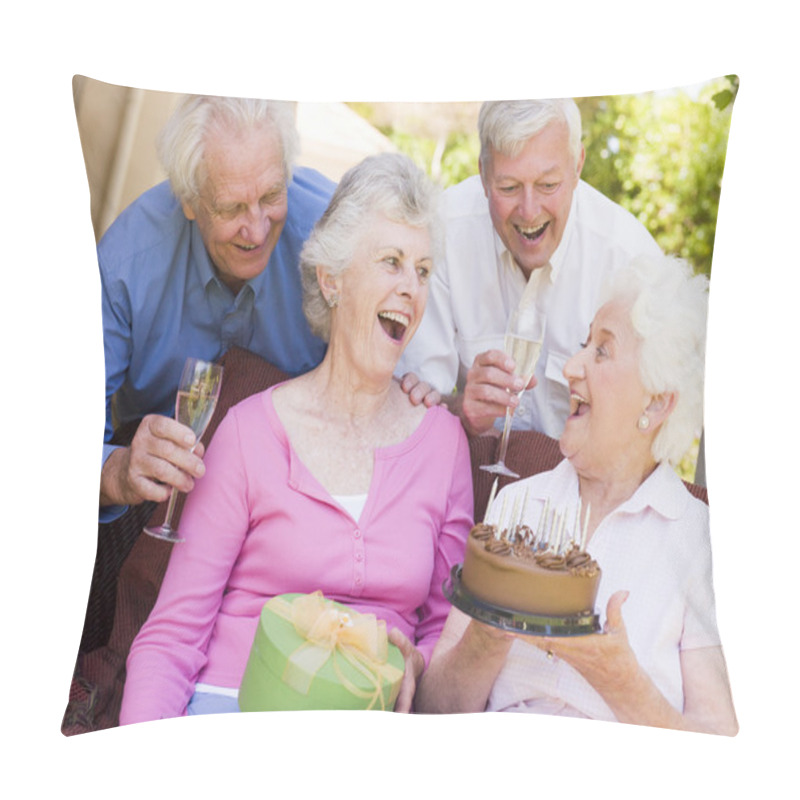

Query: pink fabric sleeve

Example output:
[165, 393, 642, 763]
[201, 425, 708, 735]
[119, 409, 251, 724]
[412, 424, 473, 666]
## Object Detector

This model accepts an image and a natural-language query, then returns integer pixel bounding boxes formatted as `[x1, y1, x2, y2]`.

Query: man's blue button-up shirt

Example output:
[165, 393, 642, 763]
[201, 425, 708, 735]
[99, 167, 335, 519]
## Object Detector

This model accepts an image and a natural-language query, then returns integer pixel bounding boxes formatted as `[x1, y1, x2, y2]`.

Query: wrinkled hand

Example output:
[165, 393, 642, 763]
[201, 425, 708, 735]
[100, 413, 206, 508]
[399, 372, 442, 408]
[461, 349, 537, 436]
[388, 628, 425, 713]
[527, 591, 639, 694]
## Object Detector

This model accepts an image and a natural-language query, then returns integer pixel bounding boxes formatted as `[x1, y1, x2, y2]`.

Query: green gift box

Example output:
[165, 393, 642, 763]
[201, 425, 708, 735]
[238, 592, 405, 712]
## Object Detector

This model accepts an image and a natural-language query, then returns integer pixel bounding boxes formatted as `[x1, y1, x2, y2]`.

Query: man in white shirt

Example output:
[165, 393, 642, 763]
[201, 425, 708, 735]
[398, 99, 662, 439]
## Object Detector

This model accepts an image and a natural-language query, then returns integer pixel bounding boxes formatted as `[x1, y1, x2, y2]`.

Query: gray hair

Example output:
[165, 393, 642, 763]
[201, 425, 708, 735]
[600, 254, 709, 466]
[478, 99, 583, 170]
[157, 94, 299, 207]
[300, 152, 441, 342]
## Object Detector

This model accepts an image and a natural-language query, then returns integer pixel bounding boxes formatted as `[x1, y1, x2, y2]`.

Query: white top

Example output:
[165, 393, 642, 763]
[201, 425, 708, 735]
[332, 493, 369, 523]
[483, 459, 721, 721]
[397, 176, 662, 438]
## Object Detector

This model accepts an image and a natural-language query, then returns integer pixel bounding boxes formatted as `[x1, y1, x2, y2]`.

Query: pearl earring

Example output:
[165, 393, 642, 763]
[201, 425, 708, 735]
[326, 293, 339, 309]
[637, 414, 650, 431]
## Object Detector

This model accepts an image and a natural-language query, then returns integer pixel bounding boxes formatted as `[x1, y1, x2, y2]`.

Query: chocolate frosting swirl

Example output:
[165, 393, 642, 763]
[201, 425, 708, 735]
[535, 553, 567, 569]
[470, 522, 599, 576]
[485, 539, 512, 556]
[470, 523, 495, 542]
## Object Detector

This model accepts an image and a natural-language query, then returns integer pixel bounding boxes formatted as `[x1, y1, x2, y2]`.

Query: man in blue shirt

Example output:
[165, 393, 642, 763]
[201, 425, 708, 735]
[99, 96, 335, 521]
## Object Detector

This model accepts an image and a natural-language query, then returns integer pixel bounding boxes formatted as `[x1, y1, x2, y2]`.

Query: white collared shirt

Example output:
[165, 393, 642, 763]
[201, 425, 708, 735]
[397, 176, 662, 438]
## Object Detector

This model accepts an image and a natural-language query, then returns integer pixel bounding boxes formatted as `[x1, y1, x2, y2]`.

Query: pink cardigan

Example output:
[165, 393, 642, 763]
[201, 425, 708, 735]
[120, 386, 473, 723]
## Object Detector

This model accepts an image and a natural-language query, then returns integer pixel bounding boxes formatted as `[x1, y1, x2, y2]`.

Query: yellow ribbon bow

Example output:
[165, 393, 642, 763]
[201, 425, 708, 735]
[269, 592, 404, 710]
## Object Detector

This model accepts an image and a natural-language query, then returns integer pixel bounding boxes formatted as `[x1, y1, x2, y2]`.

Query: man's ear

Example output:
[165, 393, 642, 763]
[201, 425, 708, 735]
[575, 145, 586, 180]
[181, 200, 197, 222]
[478, 152, 491, 198]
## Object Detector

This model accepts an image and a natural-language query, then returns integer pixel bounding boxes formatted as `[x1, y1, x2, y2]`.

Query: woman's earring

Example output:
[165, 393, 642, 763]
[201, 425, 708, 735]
[326, 293, 339, 309]
[637, 414, 650, 431]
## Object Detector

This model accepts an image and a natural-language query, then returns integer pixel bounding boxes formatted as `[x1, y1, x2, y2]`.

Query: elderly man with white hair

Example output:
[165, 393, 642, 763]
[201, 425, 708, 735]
[398, 99, 663, 440]
[98, 95, 335, 522]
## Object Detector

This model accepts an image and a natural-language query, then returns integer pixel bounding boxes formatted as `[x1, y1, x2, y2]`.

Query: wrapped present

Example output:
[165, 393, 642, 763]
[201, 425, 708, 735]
[238, 592, 405, 712]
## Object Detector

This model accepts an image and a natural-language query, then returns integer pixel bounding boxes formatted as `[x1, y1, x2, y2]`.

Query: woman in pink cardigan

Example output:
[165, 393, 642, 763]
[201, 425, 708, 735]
[119, 153, 473, 724]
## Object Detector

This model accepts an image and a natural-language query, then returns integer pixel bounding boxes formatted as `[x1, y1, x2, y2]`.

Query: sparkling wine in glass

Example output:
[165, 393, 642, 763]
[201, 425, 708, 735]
[144, 357, 223, 543]
[480, 306, 544, 479]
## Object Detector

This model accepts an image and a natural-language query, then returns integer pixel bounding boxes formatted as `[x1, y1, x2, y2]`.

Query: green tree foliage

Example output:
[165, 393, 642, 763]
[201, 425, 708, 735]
[577, 77, 737, 278]
[348, 101, 481, 188]
[382, 129, 481, 188]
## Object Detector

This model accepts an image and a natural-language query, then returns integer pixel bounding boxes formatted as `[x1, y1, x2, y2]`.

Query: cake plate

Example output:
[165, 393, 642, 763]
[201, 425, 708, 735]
[444, 565, 601, 637]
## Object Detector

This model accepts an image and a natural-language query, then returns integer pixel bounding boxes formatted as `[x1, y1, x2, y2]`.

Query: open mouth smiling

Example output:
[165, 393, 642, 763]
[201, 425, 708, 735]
[515, 220, 549, 242]
[378, 310, 410, 342]
[570, 391, 589, 417]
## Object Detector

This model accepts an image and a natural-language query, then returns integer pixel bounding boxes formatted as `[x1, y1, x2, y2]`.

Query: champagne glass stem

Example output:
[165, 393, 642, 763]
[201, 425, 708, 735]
[496, 405, 514, 467]
[159, 487, 180, 533]
[156, 437, 197, 534]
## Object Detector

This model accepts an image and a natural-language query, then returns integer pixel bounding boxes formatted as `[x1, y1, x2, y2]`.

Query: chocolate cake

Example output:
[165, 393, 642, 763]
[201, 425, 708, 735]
[461, 503, 601, 617]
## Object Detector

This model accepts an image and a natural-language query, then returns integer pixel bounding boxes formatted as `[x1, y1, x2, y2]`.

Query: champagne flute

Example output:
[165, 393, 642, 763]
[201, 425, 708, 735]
[144, 357, 224, 543]
[480, 306, 544, 479]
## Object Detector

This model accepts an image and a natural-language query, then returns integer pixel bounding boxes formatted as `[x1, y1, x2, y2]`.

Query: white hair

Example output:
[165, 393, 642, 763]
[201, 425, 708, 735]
[478, 99, 583, 170]
[300, 153, 441, 342]
[157, 94, 299, 206]
[600, 254, 709, 465]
